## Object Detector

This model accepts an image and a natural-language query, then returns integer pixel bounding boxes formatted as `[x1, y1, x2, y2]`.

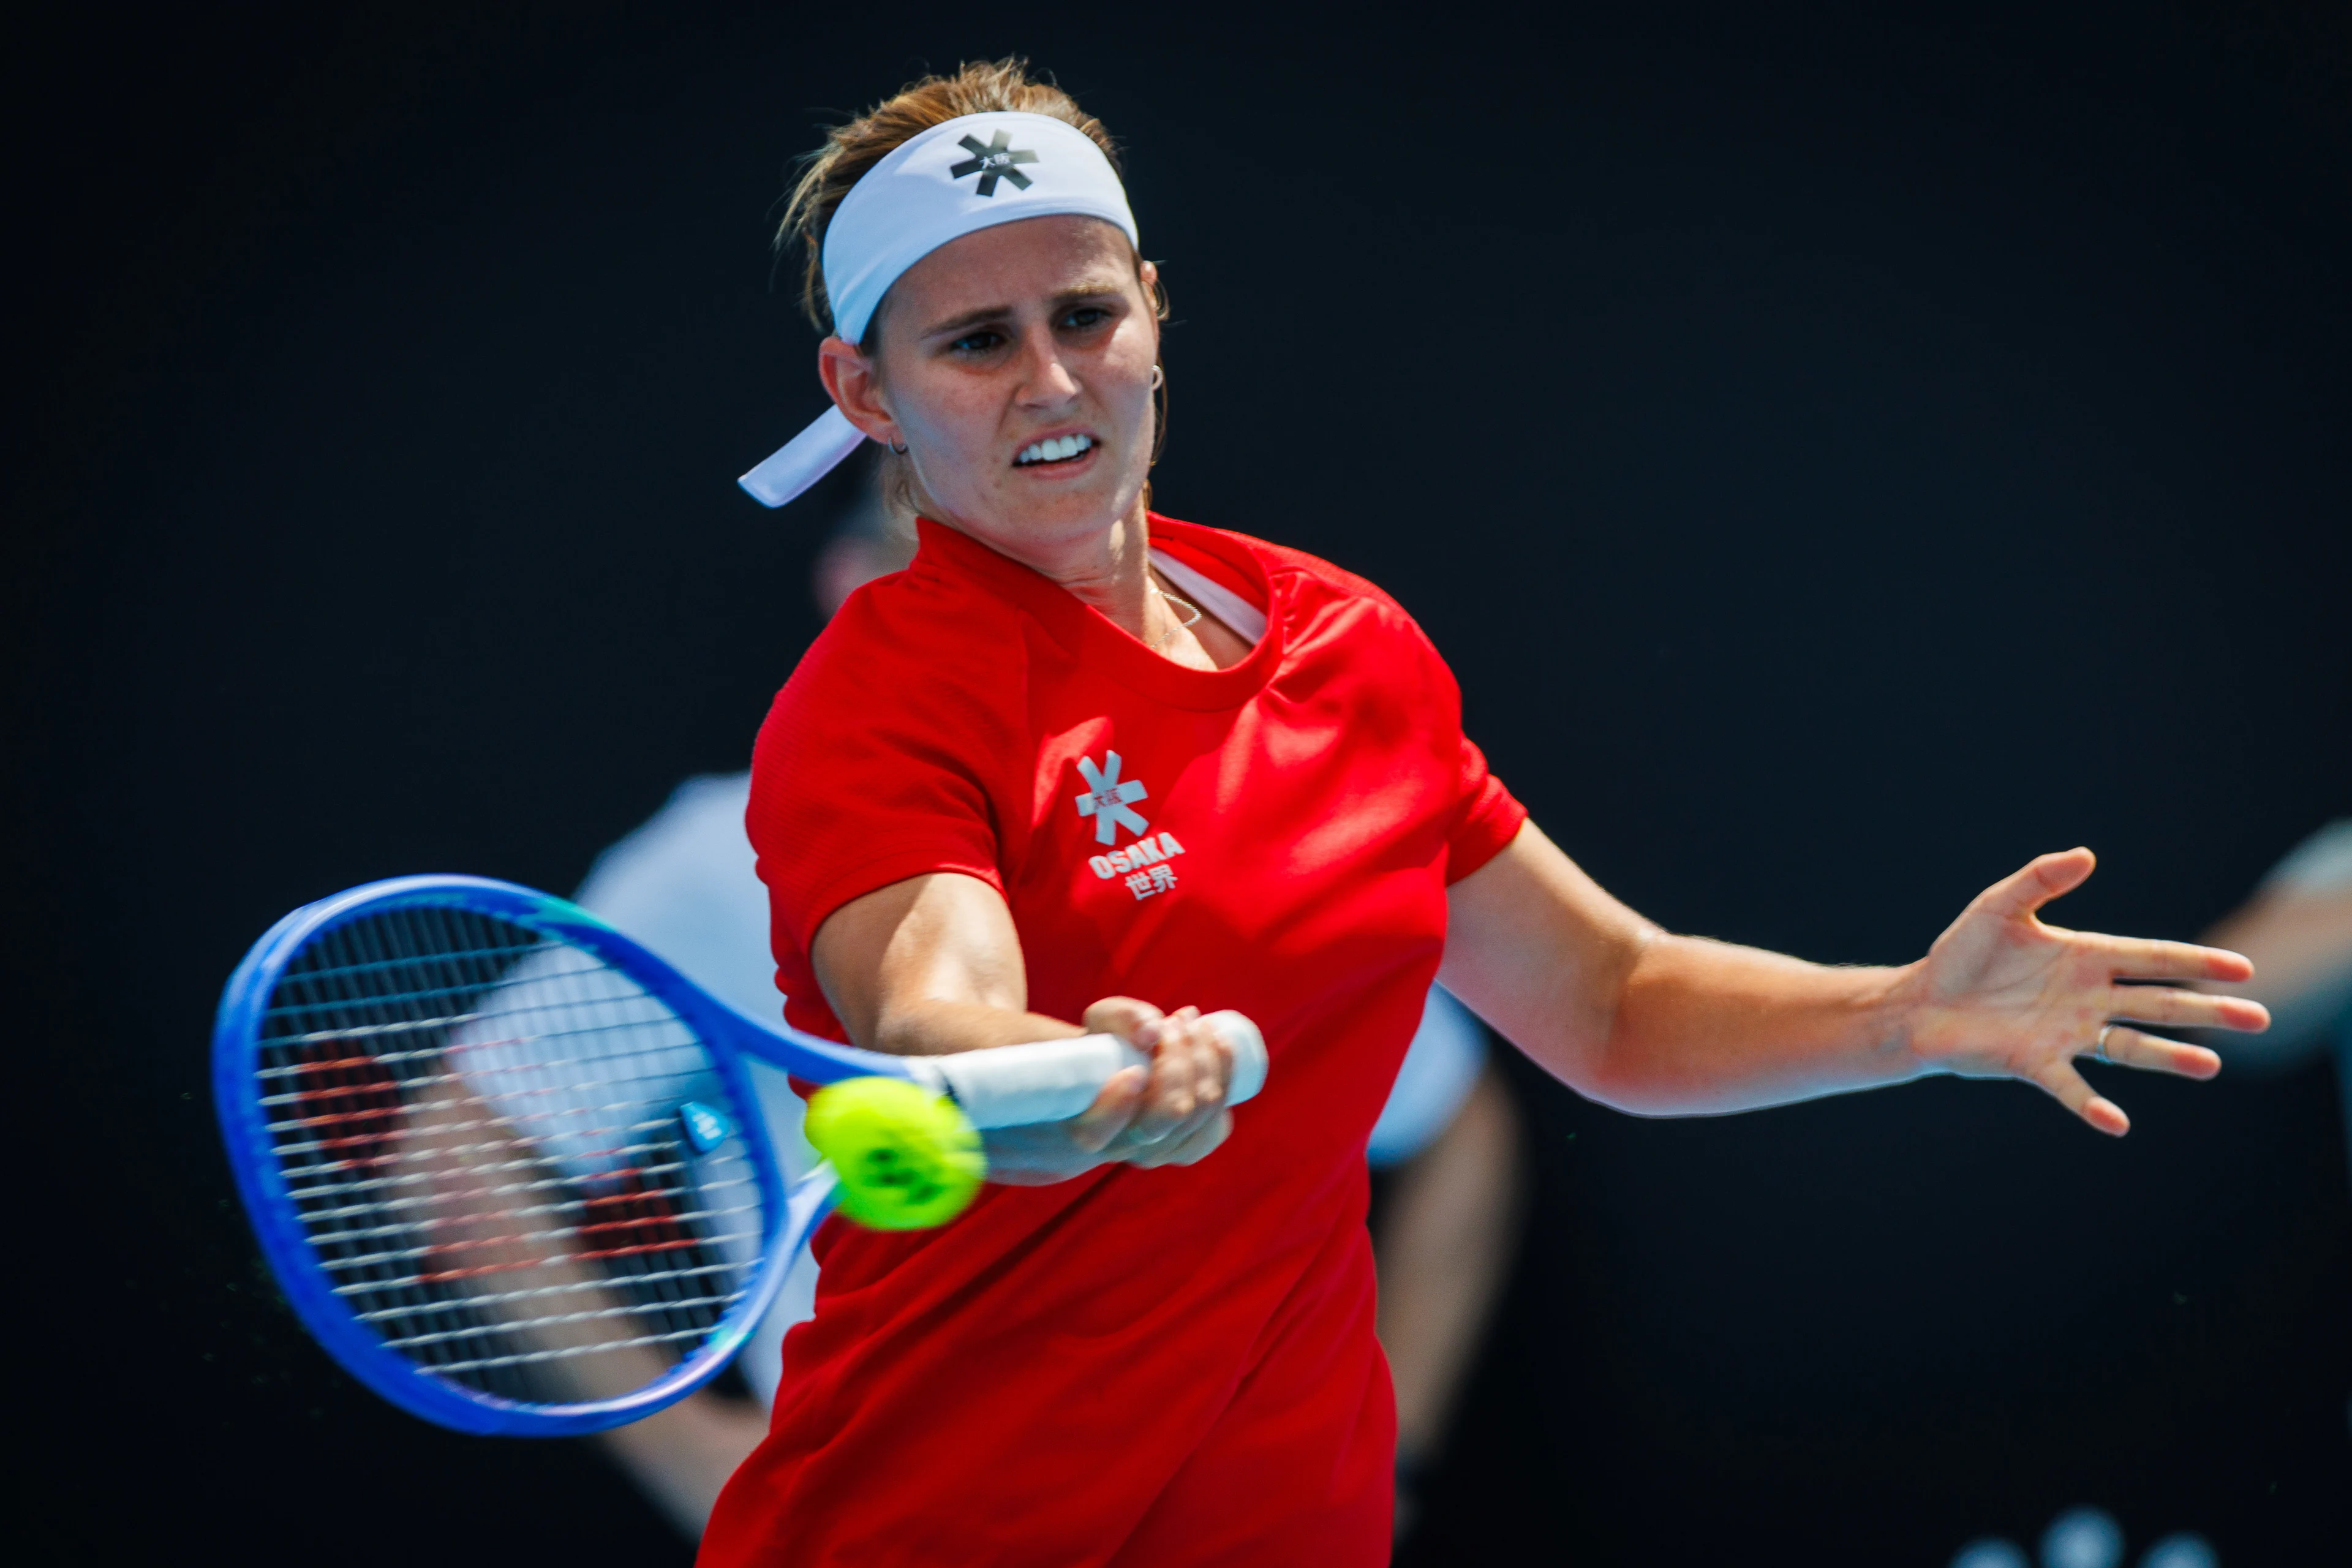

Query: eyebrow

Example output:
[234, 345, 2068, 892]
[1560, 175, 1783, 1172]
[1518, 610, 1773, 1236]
[916, 280, 1132, 341]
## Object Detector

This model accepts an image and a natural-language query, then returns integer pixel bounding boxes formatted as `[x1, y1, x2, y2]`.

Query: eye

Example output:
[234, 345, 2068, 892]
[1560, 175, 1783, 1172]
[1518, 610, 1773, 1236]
[948, 328, 1006, 355]
[1058, 304, 1113, 331]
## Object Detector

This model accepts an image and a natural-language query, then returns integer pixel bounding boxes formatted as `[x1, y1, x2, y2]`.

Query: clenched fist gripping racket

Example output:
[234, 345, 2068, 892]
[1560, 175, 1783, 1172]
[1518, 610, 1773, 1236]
[214, 875, 1266, 1436]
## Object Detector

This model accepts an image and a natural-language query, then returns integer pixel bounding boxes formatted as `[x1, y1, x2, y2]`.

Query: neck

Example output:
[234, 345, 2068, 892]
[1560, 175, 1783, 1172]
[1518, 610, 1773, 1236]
[1036, 500, 1156, 637]
[926, 492, 1170, 644]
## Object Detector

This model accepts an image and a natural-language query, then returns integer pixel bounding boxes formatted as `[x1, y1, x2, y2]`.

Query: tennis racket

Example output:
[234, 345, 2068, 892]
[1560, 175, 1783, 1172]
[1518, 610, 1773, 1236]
[213, 873, 1266, 1436]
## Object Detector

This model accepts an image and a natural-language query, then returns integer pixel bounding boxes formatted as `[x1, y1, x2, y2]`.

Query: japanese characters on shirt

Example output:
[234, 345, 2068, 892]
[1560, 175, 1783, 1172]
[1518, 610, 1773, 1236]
[1074, 748, 1186, 900]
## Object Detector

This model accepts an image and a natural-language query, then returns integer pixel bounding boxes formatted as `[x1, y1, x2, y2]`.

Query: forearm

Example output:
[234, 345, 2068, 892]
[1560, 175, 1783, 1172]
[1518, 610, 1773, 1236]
[1587, 937, 1925, 1115]
[813, 871, 1084, 1057]
[809, 872, 1236, 1180]
[864, 995, 1086, 1058]
[1450, 825, 2259, 1136]
[1441, 824, 1928, 1117]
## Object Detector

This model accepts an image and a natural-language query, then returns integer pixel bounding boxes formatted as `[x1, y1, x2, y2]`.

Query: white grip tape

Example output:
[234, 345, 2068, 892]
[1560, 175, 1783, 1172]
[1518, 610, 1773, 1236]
[901, 1011, 1268, 1129]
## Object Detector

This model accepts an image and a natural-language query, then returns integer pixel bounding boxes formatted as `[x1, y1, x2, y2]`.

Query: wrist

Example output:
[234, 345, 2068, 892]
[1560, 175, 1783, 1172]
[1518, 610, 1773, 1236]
[1877, 959, 1938, 1078]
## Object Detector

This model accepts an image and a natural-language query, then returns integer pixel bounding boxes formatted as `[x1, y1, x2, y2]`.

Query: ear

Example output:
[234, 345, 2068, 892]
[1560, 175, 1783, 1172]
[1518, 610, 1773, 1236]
[1137, 256, 1163, 333]
[818, 336, 902, 447]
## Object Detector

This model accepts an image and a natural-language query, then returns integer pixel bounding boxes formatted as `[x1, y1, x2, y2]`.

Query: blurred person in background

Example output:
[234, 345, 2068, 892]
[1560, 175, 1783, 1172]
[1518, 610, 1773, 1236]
[2198, 820, 2352, 1182]
[575, 454, 1523, 1537]
[1367, 989, 1521, 1534]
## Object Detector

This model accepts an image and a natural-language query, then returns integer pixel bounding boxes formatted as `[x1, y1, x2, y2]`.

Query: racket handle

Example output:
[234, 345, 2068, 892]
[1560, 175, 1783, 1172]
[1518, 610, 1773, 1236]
[903, 1011, 1268, 1130]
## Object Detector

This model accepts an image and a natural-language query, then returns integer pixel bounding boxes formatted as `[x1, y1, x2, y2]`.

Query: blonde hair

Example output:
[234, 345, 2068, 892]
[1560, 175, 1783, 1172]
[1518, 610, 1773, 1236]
[780, 59, 1131, 343]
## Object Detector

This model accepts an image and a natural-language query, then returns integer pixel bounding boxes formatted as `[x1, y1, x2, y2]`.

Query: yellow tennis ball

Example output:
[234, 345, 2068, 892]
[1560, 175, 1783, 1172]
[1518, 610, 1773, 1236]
[805, 1077, 986, 1231]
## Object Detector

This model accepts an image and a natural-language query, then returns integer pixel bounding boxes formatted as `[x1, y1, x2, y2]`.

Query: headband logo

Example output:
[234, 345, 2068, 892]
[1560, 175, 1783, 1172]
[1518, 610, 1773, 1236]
[949, 130, 1039, 196]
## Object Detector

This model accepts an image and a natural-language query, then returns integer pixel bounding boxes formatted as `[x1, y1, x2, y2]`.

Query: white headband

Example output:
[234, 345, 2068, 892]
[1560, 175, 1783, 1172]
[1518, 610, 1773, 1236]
[737, 111, 1141, 508]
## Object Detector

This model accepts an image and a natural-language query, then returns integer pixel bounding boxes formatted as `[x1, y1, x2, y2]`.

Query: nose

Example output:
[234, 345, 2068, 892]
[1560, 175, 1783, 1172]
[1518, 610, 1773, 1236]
[1011, 319, 1082, 410]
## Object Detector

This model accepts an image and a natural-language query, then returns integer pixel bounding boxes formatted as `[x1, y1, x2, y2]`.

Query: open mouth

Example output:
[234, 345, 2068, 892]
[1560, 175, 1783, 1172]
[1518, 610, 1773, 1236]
[1015, 434, 1094, 467]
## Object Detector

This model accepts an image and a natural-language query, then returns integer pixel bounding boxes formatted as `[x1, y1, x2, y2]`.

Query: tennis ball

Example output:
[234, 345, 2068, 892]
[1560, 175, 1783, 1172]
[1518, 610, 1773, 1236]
[805, 1077, 986, 1231]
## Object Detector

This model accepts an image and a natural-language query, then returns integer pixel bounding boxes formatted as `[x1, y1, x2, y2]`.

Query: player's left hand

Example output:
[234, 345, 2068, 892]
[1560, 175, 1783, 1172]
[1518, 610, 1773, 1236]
[1900, 848, 2270, 1134]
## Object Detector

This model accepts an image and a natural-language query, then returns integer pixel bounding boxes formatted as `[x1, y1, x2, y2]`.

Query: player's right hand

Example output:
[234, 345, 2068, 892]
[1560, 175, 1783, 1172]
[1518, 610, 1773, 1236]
[1084, 998, 1237, 1168]
[979, 997, 1237, 1182]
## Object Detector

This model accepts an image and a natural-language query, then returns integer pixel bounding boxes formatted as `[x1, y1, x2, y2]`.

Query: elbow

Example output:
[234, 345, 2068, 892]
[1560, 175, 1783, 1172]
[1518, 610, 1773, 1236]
[1567, 1064, 1690, 1118]
[1521, 1036, 1711, 1118]
[1511, 1033, 1664, 1116]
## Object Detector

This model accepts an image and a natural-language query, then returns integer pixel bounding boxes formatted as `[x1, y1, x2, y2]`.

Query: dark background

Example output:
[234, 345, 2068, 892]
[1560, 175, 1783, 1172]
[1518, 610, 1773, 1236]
[12, 3, 2347, 1562]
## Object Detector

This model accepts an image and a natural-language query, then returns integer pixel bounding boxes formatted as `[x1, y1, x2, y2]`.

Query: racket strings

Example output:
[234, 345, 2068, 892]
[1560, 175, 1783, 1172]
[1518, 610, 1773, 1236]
[292, 1193, 763, 1272]
[290, 1150, 714, 1225]
[256, 902, 766, 1403]
[256, 973, 729, 1066]
[343, 1259, 746, 1319]
[270, 1121, 686, 1181]
[265, 1102, 685, 1163]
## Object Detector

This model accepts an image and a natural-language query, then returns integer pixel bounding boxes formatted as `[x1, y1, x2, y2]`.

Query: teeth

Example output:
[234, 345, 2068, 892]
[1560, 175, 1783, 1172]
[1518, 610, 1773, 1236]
[1017, 434, 1093, 465]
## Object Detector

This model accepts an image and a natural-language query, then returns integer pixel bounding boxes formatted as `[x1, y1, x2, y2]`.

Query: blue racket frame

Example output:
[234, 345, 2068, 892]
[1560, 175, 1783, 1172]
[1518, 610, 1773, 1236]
[214, 873, 916, 1437]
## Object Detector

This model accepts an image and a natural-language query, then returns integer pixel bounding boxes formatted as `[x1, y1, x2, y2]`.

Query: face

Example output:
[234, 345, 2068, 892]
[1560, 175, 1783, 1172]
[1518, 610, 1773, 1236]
[819, 216, 1160, 566]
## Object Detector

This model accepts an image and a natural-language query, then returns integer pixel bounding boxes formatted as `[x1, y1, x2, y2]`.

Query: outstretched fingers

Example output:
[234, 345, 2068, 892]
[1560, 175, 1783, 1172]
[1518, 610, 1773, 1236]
[2092, 934, 2256, 984]
[2104, 984, 2269, 1034]
[2029, 1058, 2131, 1137]
[2089, 1025, 2222, 1080]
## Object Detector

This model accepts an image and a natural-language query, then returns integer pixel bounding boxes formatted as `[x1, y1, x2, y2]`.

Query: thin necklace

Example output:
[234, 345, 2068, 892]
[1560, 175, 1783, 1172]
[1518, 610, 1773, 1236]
[1148, 576, 1202, 652]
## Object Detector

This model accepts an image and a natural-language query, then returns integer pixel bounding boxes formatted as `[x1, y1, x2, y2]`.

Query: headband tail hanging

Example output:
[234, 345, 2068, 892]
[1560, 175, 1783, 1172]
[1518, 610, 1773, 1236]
[737, 405, 868, 508]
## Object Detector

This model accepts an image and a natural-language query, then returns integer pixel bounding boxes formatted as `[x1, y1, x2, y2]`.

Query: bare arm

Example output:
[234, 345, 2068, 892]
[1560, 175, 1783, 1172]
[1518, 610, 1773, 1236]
[810, 870, 1240, 1180]
[1440, 823, 2272, 1134]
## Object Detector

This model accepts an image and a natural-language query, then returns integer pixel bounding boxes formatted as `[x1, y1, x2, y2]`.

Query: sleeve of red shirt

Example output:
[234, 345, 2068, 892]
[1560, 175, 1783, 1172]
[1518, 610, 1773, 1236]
[1446, 733, 1526, 883]
[1242, 526, 1528, 886]
[745, 579, 1024, 1009]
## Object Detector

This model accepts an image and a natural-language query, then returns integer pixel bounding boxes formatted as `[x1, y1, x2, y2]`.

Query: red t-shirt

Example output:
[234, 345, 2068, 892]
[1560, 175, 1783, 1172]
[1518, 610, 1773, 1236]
[699, 515, 1525, 1568]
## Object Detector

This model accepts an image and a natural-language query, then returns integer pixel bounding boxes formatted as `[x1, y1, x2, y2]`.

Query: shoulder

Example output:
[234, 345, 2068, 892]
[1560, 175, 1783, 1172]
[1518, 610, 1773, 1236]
[750, 559, 1033, 849]
[1160, 519, 1445, 689]
[1251, 540, 1413, 620]
[1155, 516, 1412, 619]
[768, 560, 1027, 732]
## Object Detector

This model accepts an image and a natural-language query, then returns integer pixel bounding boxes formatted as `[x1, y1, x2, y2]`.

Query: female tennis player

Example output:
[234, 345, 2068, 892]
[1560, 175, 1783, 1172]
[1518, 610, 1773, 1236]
[701, 61, 2270, 1567]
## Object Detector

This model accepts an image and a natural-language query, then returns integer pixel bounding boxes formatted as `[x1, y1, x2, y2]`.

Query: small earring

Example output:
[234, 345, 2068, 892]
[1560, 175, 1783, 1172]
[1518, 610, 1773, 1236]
[888, 439, 909, 455]
[1150, 364, 1164, 390]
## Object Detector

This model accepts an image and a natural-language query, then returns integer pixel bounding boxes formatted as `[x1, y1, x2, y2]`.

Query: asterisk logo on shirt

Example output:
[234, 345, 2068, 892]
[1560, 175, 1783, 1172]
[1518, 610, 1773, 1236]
[1074, 752, 1150, 845]
[949, 130, 1039, 196]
